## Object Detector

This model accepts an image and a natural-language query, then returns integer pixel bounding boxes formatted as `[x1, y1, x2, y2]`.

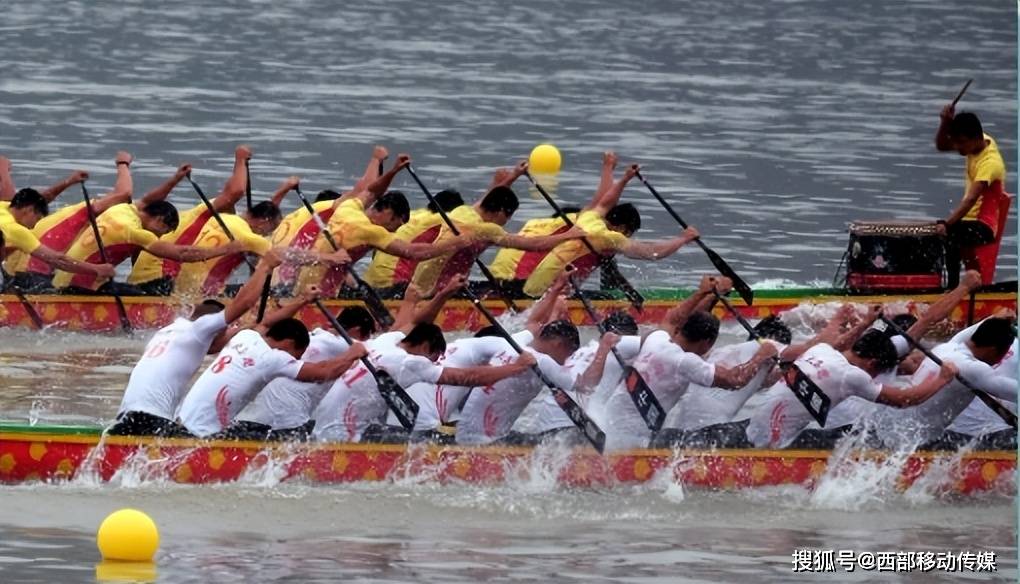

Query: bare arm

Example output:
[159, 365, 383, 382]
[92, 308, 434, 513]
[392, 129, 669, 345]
[138, 164, 191, 208]
[905, 270, 982, 340]
[254, 290, 317, 334]
[935, 105, 956, 152]
[830, 305, 881, 351]
[660, 275, 719, 332]
[270, 176, 300, 207]
[223, 253, 281, 323]
[487, 160, 529, 190]
[436, 354, 535, 386]
[296, 344, 368, 382]
[945, 181, 988, 225]
[411, 274, 466, 327]
[620, 229, 699, 261]
[40, 169, 91, 203]
[348, 154, 411, 208]
[587, 151, 618, 209]
[0, 157, 15, 201]
[350, 145, 388, 193]
[144, 240, 244, 262]
[500, 227, 582, 251]
[527, 270, 570, 334]
[576, 333, 619, 392]
[712, 344, 777, 389]
[383, 235, 469, 261]
[590, 164, 639, 216]
[875, 362, 956, 407]
[31, 246, 114, 276]
[780, 304, 856, 363]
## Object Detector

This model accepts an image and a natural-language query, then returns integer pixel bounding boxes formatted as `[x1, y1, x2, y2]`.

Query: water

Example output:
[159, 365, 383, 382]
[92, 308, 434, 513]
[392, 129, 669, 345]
[0, 0, 1015, 288]
[0, 0, 1016, 581]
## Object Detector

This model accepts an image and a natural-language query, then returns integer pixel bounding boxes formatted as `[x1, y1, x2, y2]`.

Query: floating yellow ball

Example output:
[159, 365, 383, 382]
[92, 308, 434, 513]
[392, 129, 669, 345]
[96, 509, 160, 562]
[529, 144, 562, 174]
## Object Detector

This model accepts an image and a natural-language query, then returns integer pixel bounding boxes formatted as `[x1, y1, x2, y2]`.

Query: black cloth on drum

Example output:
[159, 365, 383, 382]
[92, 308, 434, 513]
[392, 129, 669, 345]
[944, 220, 996, 288]
[672, 419, 753, 449]
[8, 272, 56, 294]
[785, 425, 855, 449]
[360, 423, 411, 444]
[217, 420, 272, 441]
[266, 420, 316, 442]
[374, 282, 409, 300]
[135, 276, 174, 296]
[62, 281, 147, 296]
[106, 411, 191, 438]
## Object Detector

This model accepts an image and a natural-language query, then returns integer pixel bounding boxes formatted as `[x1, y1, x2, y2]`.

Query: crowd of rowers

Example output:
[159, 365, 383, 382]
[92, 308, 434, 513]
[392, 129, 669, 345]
[0, 138, 1014, 452]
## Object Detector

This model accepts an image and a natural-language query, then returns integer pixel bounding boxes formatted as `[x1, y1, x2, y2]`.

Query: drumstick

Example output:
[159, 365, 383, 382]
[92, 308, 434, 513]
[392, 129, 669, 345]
[951, 79, 973, 108]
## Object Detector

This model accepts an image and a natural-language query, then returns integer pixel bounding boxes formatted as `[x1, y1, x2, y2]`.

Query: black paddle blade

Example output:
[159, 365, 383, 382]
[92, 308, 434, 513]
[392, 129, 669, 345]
[376, 370, 419, 430]
[358, 286, 395, 329]
[784, 365, 831, 427]
[701, 245, 753, 306]
[551, 387, 606, 453]
[623, 367, 666, 431]
[599, 258, 645, 310]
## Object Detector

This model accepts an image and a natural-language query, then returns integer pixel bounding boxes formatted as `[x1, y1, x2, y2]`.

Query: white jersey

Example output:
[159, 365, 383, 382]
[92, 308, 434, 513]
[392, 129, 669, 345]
[117, 313, 228, 419]
[746, 343, 882, 448]
[237, 328, 350, 429]
[389, 331, 533, 432]
[456, 348, 577, 445]
[873, 342, 1018, 446]
[601, 330, 716, 451]
[816, 335, 912, 429]
[667, 340, 783, 432]
[313, 332, 443, 442]
[947, 339, 1018, 436]
[177, 329, 303, 437]
[526, 336, 641, 434]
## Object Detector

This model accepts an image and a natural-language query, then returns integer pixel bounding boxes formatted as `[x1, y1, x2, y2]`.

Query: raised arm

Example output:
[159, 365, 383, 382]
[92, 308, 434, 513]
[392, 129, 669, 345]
[935, 104, 956, 152]
[830, 305, 881, 351]
[575, 333, 620, 392]
[350, 145, 389, 194]
[780, 304, 856, 363]
[411, 274, 467, 327]
[487, 160, 529, 190]
[527, 270, 571, 334]
[270, 176, 301, 207]
[254, 286, 319, 333]
[590, 163, 639, 216]
[436, 352, 536, 386]
[40, 169, 92, 203]
[660, 275, 719, 332]
[619, 228, 699, 261]
[0, 156, 15, 201]
[138, 163, 191, 207]
[712, 343, 777, 389]
[906, 270, 982, 340]
[362, 154, 412, 206]
[223, 252, 282, 323]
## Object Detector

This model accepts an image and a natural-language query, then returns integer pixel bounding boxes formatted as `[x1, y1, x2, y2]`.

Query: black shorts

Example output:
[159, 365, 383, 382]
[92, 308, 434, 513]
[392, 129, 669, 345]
[786, 425, 855, 449]
[217, 420, 272, 441]
[267, 420, 316, 442]
[106, 411, 191, 438]
[670, 419, 753, 449]
[8, 272, 56, 294]
[135, 276, 174, 296]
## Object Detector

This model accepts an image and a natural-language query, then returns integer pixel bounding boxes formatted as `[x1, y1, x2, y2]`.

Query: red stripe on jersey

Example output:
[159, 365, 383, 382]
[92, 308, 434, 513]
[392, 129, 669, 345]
[27, 206, 92, 274]
[67, 243, 143, 289]
[162, 209, 214, 278]
[392, 224, 442, 283]
[513, 224, 571, 280]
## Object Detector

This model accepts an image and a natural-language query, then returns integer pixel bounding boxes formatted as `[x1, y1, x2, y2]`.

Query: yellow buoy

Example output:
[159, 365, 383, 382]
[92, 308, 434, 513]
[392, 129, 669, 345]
[96, 508, 160, 562]
[529, 144, 562, 174]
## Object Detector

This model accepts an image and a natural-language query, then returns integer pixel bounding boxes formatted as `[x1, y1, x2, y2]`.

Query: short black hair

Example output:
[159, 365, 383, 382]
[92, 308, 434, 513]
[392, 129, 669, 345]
[372, 190, 410, 223]
[142, 201, 180, 231]
[315, 189, 342, 203]
[474, 325, 502, 338]
[971, 317, 1015, 354]
[479, 186, 519, 216]
[404, 322, 446, 354]
[882, 314, 918, 338]
[11, 188, 48, 217]
[752, 315, 791, 345]
[428, 189, 465, 214]
[249, 201, 282, 221]
[601, 311, 638, 336]
[337, 306, 377, 338]
[851, 330, 898, 372]
[551, 205, 583, 218]
[681, 311, 720, 344]
[606, 203, 641, 234]
[191, 299, 226, 320]
[539, 319, 580, 353]
[266, 318, 310, 351]
[951, 112, 984, 140]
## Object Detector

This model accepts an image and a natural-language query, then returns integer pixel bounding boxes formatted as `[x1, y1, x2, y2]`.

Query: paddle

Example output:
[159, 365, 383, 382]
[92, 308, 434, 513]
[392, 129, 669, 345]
[712, 289, 831, 426]
[635, 170, 754, 307]
[569, 274, 665, 430]
[523, 170, 645, 311]
[312, 298, 418, 430]
[80, 181, 132, 333]
[0, 230, 44, 329]
[244, 159, 253, 213]
[403, 164, 521, 313]
[951, 79, 973, 108]
[464, 287, 606, 453]
[291, 185, 394, 329]
[185, 174, 271, 322]
[880, 315, 1017, 429]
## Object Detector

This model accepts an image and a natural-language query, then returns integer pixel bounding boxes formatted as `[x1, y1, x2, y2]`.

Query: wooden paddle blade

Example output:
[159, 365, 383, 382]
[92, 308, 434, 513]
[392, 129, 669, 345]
[551, 387, 606, 453]
[375, 370, 419, 430]
[701, 245, 753, 306]
[623, 367, 666, 431]
[784, 364, 831, 427]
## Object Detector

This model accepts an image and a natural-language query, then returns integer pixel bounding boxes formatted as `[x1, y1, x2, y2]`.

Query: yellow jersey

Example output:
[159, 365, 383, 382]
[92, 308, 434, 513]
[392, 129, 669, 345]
[0, 212, 42, 273]
[363, 208, 445, 288]
[52, 203, 159, 290]
[963, 133, 1007, 226]
[6, 202, 90, 275]
[411, 205, 507, 294]
[270, 200, 336, 286]
[175, 213, 272, 296]
[522, 210, 628, 297]
[128, 205, 213, 285]
[489, 213, 577, 280]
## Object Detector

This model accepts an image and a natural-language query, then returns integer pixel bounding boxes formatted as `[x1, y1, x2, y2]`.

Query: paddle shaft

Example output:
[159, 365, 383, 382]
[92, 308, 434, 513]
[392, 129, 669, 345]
[634, 170, 754, 306]
[879, 315, 1017, 429]
[80, 181, 132, 332]
[312, 298, 416, 429]
[464, 287, 606, 452]
[951, 79, 973, 108]
[8, 285, 43, 329]
[570, 276, 626, 366]
[186, 174, 269, 320]
[244, 159, 253, 213]
[524, 171, 644, 309]
[292, 186, 394, 329]
[404, 165, 520, 313]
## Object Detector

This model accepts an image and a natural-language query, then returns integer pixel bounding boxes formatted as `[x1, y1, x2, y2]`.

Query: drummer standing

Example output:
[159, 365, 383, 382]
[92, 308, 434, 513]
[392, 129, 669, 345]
[934, 107, 1008, 287]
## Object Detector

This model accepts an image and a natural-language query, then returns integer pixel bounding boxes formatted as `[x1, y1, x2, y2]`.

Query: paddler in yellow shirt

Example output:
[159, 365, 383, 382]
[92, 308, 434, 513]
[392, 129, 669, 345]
[0, 155, 91, 206]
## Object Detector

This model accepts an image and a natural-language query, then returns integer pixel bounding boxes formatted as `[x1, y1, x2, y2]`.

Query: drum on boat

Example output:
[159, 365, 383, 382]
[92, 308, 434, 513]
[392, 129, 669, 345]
[842, 220, 945, 291]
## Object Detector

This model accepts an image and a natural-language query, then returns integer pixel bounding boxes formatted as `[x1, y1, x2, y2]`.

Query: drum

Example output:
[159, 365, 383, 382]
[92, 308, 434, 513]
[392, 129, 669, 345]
[845, 220, 944, 290]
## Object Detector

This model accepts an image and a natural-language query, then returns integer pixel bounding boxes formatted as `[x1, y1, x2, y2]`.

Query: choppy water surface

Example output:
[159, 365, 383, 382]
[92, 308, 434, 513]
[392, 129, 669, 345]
[0, 0, 1017, 582]
[0, 0, 1016, 287]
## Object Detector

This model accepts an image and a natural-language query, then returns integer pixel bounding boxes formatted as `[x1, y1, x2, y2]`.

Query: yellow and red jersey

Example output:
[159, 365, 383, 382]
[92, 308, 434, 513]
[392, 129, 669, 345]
[522, 210, 628, 297]
[363, 208, 445, 288]
[4, 202, 90, 275]
[411, 205, 507, 294]
[489, 213, 577, 281]
[128, 205, 213, 284]
[175, 213, 272, 297]
[52, 203, 159, 290]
